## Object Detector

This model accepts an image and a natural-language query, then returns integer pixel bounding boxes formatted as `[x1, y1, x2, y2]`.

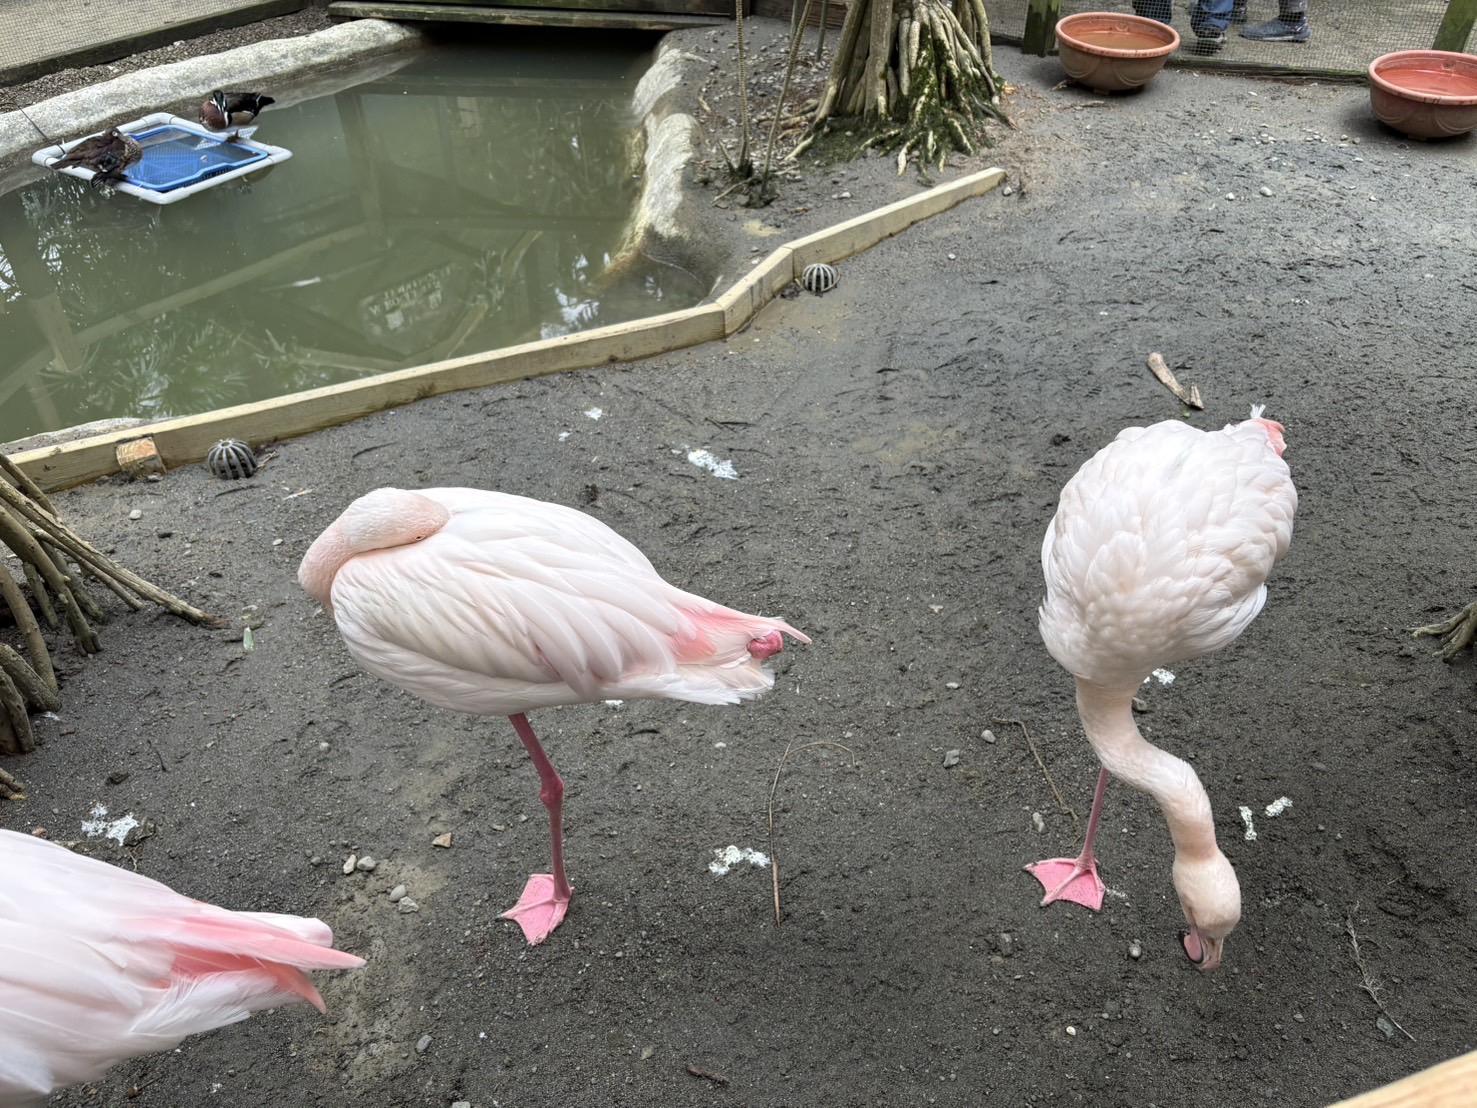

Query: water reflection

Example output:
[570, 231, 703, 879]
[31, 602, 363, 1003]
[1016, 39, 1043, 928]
[0, 33, 699, 446]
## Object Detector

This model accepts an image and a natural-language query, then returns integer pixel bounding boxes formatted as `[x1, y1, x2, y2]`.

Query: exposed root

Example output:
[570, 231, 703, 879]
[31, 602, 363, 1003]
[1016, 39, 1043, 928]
[1345, 907, 1415, 1041]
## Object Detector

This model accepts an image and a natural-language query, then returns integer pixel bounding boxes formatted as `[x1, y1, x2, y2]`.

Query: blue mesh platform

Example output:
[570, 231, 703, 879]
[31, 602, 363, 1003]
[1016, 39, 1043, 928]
[125, 126, 269, 192]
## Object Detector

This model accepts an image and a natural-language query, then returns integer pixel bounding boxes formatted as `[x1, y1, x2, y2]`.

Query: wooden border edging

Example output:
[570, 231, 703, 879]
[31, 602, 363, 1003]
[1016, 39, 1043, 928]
[11, 167, 1005, 491]
[1326, 1047, 1477, 1107]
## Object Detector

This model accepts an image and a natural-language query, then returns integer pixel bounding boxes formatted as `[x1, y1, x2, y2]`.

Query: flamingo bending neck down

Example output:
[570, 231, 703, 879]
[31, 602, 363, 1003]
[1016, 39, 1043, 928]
[1027, 408, 1297, 971]
[299, 487, 809, 945]
[0, 829, 363, 1106]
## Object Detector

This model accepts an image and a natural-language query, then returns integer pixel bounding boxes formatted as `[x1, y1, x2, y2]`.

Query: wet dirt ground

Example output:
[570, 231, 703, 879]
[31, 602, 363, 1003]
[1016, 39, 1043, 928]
[3, 19, 1477, 1108]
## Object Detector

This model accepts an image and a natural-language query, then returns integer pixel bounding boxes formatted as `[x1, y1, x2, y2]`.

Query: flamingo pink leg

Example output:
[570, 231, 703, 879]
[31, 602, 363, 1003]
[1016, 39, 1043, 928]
[1025, 766, 1110, 910]
[498, 712, 575, 945]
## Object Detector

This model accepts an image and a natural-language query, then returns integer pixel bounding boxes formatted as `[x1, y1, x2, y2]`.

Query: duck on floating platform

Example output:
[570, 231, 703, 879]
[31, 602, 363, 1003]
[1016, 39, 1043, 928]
[46, 127, 143, 188]
[200, 90, 275, 133]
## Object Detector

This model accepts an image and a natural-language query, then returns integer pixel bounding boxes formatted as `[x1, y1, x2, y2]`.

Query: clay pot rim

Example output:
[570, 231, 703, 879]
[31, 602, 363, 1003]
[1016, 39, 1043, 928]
[1368, 50, 1477, 108]
[1056, 12, 1182, 59]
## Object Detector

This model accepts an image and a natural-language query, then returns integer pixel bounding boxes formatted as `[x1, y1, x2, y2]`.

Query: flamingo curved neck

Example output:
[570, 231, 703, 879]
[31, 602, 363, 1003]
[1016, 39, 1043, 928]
[1073, 677, 1220, 863]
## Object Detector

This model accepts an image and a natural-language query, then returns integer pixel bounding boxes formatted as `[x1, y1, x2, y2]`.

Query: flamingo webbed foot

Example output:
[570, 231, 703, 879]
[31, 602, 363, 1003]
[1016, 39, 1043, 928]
[499, 873, 573, 945]
[1025, 856, 1106, 911]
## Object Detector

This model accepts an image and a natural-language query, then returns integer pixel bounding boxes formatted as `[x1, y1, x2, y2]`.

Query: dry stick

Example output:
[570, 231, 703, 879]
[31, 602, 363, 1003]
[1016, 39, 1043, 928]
[21, 562, 59, 629]
[0, 645, 60, 712]
[0, 453, 57, 517]
[44, 542, 108, 622]
[0, 667, 35, 756]
[0, 561, 57, 693]
[1345, 908, 1416, 1041]
[0, 763, 23, 800]
[0, 481, 214, 625]
[992, 717, 1081, 831]
[1147, 351, 1205, 410]
[766, 739, 858, 926]
[757, 0, 817, 196]
[0, 507, 97, 652]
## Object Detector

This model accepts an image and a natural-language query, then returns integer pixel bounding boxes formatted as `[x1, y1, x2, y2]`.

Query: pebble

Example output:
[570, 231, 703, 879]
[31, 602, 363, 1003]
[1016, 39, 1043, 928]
[1131, 697, 1148, 713]
[415, 1034, 432, 1055]
[1066, 1026, 1077, 1037]
[1225, 192, 1236, 201]
[1259, 186, 1273, 197]
[389, 884, 408, 902]
[398, 896, 421, 913]
[128, 509, 142, 520]
[452, 1103, 471, 1108]
[1032, 811, 1046, 833]
[318, 742, 330, 752]
[981, 729, 996, 744]
[433, 832, 453, 848]
[356, 855, 378, 872]
[943, 749, 961, 768]
[1129, 939, 1143, 960]
[342, 854, 358, 875]
[945, 681, 960, 690]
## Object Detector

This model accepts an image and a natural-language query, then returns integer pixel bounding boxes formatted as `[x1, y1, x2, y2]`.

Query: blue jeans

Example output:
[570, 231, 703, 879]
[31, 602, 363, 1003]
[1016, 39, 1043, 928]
[1135, 0, 1233, 33]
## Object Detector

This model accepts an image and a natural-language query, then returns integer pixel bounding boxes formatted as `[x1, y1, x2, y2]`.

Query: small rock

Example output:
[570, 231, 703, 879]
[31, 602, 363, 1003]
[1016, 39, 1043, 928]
[452, 1103, 471, 1108]
[128, 509, 143, 521]
[415, 1034, 432, 1055]
[1032, 811, 1046, 833]
[356, 855, 377, 872]
[1131, 697, 1148, 713]
[981, 729, 996, 744]
[1129, 939, 1143, 960]
[945, 681, 960, 690]
[1376, 1015, 1395, 1039]
[1224, 192, 1236, 201]
[309, 856, 322, 866]
[389, 884, 408, 902]
[106, 769, 130, 785]
[342, 854, 358, 875]
[943, 749, 961, 768]
[318, 742, 331, 752]
[1001, 184, 1015, 196]
[432, 832, 453, 848]
[640, 1045, 655, 1060]
[1066, 1026, 1077, 1037]
[397, 897, 421, 913]
[1259, 186, 1273, 197]
[996, 932, 1015, 957]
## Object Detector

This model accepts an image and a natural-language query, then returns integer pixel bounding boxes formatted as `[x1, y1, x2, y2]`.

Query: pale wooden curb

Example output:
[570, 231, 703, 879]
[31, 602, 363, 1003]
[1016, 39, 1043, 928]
[12, 167, 1005, 491]
[1326, 1047, 1477, 1107]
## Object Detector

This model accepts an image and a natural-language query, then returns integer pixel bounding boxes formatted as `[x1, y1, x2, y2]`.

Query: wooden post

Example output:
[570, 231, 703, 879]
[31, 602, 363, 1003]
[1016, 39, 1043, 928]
[1327, 1046, 1477, 1106]
[1023, 0, 1062, 56]
[1432, 0, 1476, 51]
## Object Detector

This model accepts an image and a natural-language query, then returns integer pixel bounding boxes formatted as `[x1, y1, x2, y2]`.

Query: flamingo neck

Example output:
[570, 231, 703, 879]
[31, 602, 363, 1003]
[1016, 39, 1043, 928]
[1073, 677, 1220, 863]
[298, 527, 350, 609]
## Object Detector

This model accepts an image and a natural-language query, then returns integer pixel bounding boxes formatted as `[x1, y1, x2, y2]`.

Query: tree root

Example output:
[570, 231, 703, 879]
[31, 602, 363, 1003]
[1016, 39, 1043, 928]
[1, 452, 220, 758]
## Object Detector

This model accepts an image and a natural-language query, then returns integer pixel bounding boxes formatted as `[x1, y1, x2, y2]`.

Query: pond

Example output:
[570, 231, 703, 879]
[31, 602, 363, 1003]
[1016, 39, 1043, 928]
[0, 32, 704, 448]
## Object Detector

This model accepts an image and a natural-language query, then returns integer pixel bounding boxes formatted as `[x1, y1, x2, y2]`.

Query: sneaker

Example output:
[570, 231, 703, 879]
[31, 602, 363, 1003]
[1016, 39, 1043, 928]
[1241, 16, 1311, 40]
[1192, 27, 1227, 52]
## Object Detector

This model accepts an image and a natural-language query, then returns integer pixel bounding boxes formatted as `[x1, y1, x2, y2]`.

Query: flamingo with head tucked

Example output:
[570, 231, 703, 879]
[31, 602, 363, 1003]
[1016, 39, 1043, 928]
[1027, 408, 1297, 971]
[299, 487, 809, 945]
[0, 829, 362, 1107]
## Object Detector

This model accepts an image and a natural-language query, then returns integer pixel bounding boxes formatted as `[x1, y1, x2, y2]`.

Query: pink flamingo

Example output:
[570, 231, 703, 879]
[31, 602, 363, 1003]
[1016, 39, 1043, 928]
[298, 487, 809, 945]
[0, 829, 363, 1106]
[1027, 408, 1297, 971]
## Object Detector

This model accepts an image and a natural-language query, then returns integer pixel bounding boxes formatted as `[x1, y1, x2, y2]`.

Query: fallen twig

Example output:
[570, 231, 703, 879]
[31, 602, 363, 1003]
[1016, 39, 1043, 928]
[767, 739, 858, 926]
[992, 717, 1080, 831]
[686, 1064, 730, 1086]
[1147, 351, 1205, 410]
[1345, 906, 1415, 1041]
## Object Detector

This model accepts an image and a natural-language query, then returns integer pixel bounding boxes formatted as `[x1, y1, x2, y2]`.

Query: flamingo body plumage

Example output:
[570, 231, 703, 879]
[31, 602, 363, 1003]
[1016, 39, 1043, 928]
[1029, 409, 1296, 970]
[299, 487, 808, 944]
[0, 829, 363, 1107]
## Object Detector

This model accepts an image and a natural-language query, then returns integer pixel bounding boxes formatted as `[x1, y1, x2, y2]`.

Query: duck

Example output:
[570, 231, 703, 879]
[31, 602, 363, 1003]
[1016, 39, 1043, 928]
[46, 128, 143, 189]
[199, 90, 275, 132]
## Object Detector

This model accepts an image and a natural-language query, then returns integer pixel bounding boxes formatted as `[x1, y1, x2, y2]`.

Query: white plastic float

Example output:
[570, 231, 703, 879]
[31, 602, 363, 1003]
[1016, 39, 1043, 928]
[31, 113, 292, 205]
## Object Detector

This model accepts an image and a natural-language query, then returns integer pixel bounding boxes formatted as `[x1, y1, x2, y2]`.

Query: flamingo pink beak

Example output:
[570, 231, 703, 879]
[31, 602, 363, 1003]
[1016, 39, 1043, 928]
[1181, 927, 1225, 972]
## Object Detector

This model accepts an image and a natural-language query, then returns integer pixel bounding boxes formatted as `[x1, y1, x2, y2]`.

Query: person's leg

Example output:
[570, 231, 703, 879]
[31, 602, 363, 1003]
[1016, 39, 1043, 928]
[1133, 0, 1173, 24]
[1190, 0, 1233, 50]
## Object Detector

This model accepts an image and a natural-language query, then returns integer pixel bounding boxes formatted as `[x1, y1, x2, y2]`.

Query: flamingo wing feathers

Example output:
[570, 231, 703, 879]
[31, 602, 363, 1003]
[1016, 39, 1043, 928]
[1039, 416, 1297, 688]
[0, 830, 362, 1105]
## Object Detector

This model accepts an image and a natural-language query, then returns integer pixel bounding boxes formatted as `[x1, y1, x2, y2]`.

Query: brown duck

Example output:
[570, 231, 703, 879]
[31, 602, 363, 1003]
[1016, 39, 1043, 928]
[47, 128, 143, 188]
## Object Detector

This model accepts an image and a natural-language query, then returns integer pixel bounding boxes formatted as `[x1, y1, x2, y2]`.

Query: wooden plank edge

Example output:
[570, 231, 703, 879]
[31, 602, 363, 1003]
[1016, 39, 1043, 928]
[13, 170, 1006, 490]
[13, 303, 725, 491]
[714, 247, 796, 335]
[786, 167, 1006, 269]
[1326, 1047, 1477, 1107]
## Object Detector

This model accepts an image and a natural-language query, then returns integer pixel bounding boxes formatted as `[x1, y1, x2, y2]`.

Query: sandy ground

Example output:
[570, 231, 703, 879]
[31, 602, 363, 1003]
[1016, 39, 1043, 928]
[3, 15, 1477, 1108]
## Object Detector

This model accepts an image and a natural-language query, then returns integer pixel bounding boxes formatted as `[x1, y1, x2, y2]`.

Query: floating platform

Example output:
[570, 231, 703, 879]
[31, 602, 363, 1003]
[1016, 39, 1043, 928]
[32, 113, 292, 205]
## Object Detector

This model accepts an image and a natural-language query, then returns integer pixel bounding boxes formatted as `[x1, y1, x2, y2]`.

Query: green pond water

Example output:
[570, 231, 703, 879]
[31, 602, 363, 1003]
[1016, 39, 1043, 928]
[0, 34, 702, 448]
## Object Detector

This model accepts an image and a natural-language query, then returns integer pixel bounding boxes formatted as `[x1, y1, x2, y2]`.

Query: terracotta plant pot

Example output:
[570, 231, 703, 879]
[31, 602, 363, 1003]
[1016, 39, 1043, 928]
[1055, 12, 1180, 95]
[1368, 50, 1477, 140]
